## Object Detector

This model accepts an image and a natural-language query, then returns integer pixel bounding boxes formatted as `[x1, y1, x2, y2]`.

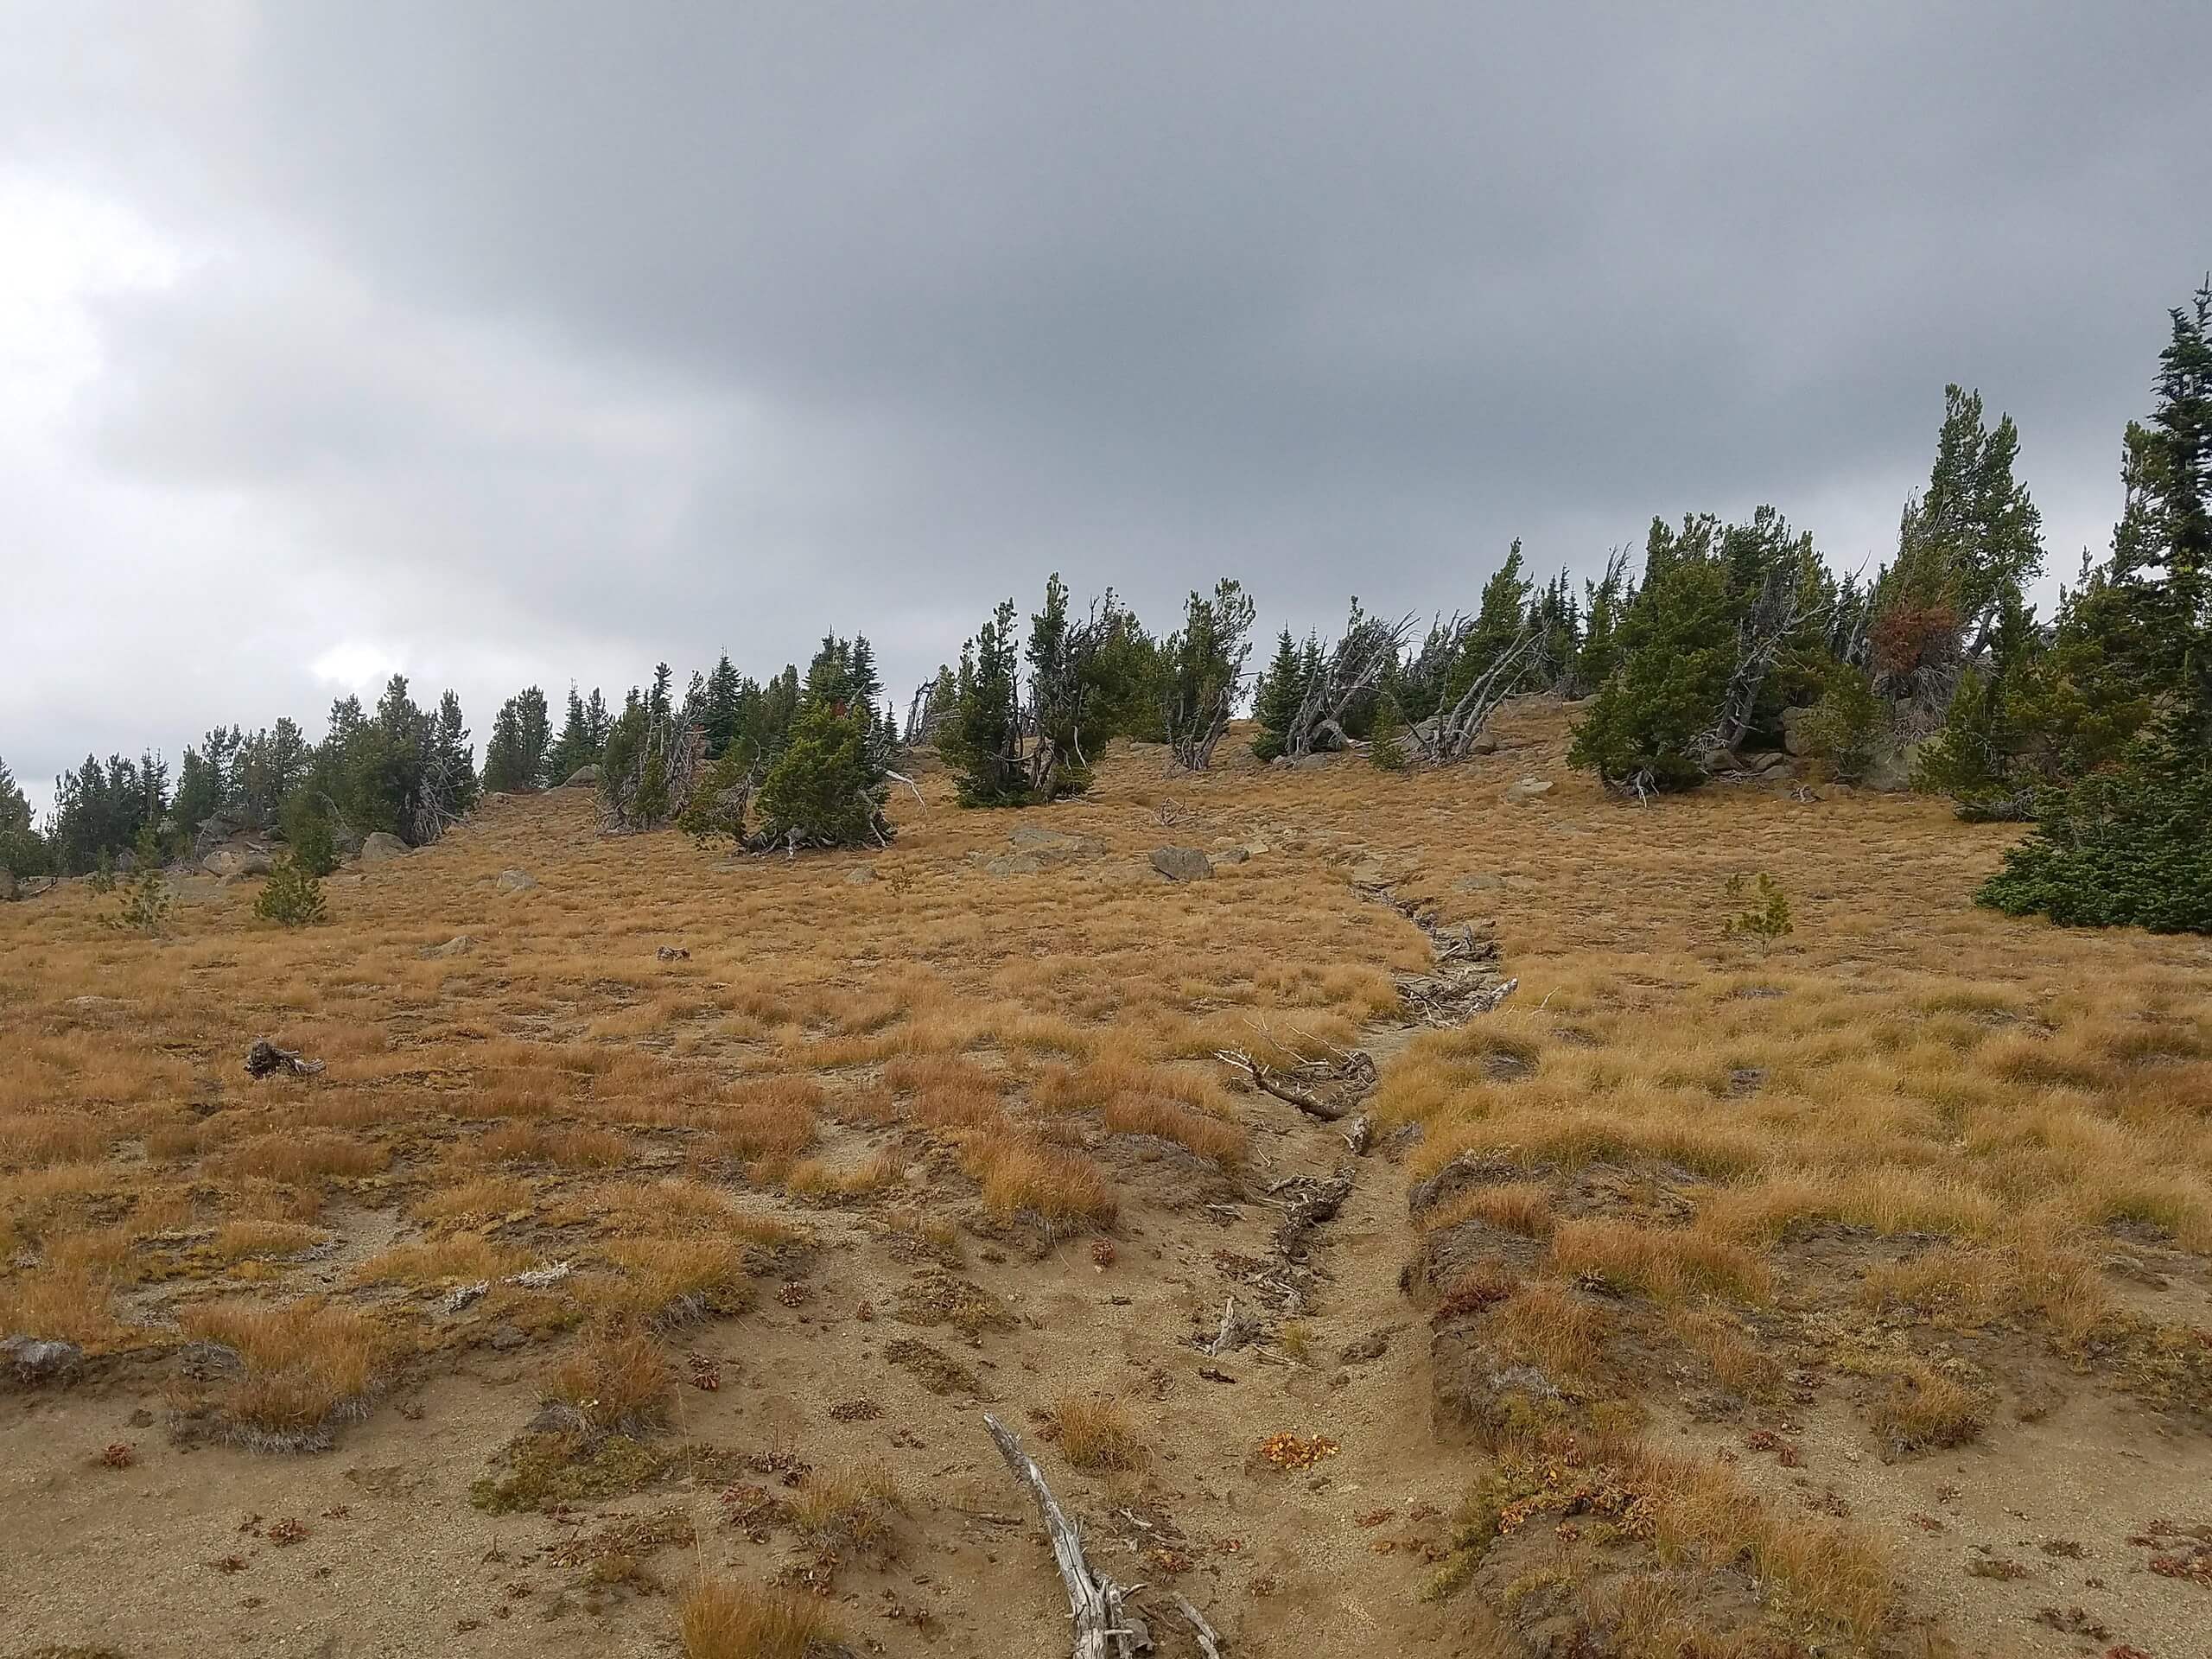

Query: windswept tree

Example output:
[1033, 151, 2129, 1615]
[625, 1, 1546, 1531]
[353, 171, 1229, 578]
[1870, 385, 2046, 720]
[1162, 578, 1255, 770]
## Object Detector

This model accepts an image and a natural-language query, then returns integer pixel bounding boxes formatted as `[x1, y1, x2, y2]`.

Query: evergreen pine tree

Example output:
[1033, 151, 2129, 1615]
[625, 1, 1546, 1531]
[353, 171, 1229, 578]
[1249, 629, 1306, 761]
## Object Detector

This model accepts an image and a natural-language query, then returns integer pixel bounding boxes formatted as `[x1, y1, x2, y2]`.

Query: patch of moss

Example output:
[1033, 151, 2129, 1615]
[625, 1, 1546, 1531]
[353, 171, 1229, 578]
[470, 1430, 745, 1514]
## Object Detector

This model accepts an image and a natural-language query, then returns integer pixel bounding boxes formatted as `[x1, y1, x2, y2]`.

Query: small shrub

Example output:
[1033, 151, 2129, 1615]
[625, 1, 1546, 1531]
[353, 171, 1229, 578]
[1722, 872, 1792, 954]
[254, 857, 327, 927]
[107, 827, 171, 936]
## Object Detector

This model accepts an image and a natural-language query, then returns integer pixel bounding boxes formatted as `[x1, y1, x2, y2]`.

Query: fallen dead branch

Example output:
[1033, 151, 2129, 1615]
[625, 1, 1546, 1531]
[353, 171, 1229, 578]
[983, 1413, 1147, 1659]
[1212, 1046, 1376, 1122]
[243, 1039, 324, 1079]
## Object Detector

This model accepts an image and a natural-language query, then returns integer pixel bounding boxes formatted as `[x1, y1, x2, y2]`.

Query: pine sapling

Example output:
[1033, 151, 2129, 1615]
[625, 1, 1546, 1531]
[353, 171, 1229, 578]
[1723, 872, 1793, 955]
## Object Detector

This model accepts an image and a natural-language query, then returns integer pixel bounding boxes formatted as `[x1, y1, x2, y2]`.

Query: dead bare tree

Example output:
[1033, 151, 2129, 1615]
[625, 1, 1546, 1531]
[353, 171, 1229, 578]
[1702, 554, 1830, 757]
[1401, 620, 1540, 766]
[1281, 607, 1415, 758]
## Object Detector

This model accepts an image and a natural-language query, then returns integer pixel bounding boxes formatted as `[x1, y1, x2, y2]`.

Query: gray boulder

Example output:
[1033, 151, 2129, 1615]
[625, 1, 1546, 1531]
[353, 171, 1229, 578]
[1150, 847, 1214, 882]
[359, 832, 410, 863]
[1861, 735, 1924, 792]
[2, 1335, 83, 1382]
[563, 765, 601, 788]
[1780, 704, 1815, 757]
[1501, 777, 1554, 804]
[843, 866, 879, 886]
[1738, 750, 1789, 774]
[203, 846, 273, 880]
[421, 935, 476, 959]
[983, 853, 1045, 878]
[494, 869, 538, 894]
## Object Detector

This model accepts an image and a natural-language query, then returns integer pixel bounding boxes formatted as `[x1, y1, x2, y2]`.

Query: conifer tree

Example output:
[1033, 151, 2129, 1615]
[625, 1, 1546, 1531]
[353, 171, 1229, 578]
[1249, 629, 1307, 761]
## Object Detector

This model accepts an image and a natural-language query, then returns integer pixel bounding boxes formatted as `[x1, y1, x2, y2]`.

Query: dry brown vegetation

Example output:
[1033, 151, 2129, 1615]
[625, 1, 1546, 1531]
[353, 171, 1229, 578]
[2, 700, 2209, 1657]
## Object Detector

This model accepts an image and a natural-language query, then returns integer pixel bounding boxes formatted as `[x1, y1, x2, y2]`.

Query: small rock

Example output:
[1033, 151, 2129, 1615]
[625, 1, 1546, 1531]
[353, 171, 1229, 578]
[486, 1325, 528, 1353]
[843, 867, 879, 886]
[1290, 753, 1332, 771]
[656, 945, 690, 962]
[493, 869, 537, 894]
[1214, 847, 1249, 865]
[563, 765, 601, 788]
[1149, 847, 1214, 882]
[1738, 751, 1789, 774]
[359, 832, 411, 863]
[983, 853, 1045, 878]
[1, 1335, 83, 1382]
[1468, 734, 1501, 756]
[524, 1401, 590, 1437]
[175, 1340, 243, 1382]
[421, 935, 476, 959]
[1455, 872, 1503, 892]
[1501, 777, 1554, 804]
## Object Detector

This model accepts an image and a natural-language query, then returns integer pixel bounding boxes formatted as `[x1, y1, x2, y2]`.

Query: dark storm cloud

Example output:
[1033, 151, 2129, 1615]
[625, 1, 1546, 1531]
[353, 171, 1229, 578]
[3, 2, 2207, 805]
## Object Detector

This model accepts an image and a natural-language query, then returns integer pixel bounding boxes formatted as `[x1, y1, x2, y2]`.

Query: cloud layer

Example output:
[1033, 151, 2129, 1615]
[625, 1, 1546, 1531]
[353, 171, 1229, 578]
[3, 3, 2207, 810]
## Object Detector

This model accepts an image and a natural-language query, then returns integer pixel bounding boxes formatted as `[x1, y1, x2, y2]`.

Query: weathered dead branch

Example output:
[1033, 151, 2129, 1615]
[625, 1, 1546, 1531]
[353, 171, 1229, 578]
[983, 1413, 1147, 1659]
[243, 1039, 324, 1079]
[1212, 1046, 1376, 1122]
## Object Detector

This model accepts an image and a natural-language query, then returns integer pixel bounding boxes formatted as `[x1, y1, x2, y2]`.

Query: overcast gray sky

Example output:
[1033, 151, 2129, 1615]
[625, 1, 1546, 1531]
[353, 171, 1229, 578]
[3, 3, 2206, 812]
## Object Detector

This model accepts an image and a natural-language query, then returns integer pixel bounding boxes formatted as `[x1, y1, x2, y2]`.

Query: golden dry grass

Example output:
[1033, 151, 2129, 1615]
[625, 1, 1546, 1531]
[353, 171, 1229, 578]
[1053, 1394, 1148, 1473]
[1, 699, 2206, 1653]
[678, 1575, 834, 1659]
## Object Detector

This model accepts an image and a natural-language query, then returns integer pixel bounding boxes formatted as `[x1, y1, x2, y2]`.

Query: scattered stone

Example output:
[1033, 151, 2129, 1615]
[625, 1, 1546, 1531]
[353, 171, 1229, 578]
[1214, 847, 1249, 865]
[657, 945, 690, 962]
[1501, 777, 1554, 804]
[524, 1401, 591, 1437]
[1727, 1067, 1767, 1098]
[176, 1340, 245, 1382]
[1738, 751, 1789, 774]
[1455, 872, 1503, 892]
[1290, 753, 1332, 771]
[1468, 733, 1501, 756]
[420, 936, 477, 960]
[202, 846, 273, 880]
[359, 832, 410, 863]
[493, 869, 537, 894]
[563, 765, 601, 788]
[843, 866, 879, 885]
[1, 1335, 83, 1383]
[1780, 704, 1815, 757]
[1150, 847, 1214, 882]
[486, 1325, 528, 1352]
[443, 1281, 489, 1314]
[983, 853, 1045, 878]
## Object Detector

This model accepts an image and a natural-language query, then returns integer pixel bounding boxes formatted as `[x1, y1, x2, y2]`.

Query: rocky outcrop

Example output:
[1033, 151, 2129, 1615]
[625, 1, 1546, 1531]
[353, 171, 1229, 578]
[1150, 847, 1214, 882]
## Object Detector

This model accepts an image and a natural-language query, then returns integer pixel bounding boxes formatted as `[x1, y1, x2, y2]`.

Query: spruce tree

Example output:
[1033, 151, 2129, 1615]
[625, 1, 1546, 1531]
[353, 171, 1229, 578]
[1976, 279, 2212, 932]
[1249, 629, 1306, 761]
